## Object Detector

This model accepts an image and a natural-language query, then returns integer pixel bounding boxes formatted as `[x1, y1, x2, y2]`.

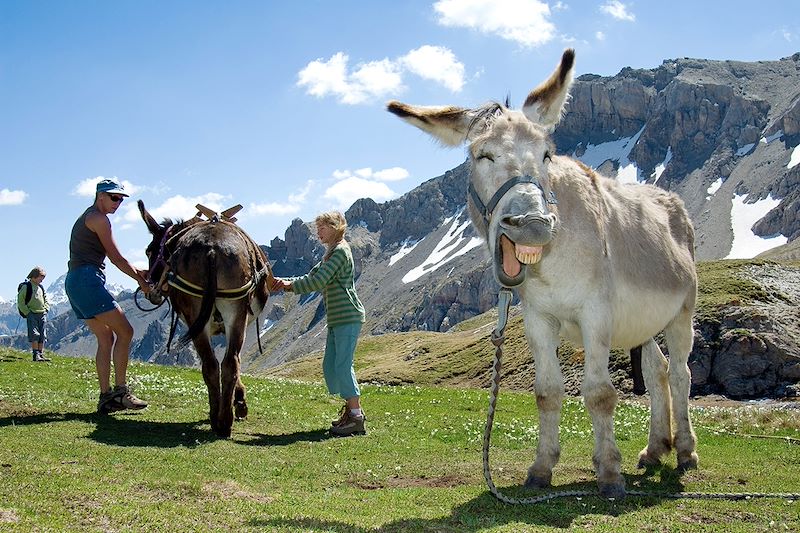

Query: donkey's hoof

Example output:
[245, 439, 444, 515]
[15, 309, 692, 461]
[676, 454, 698, 473]
[598, 481, 626, 500]
[215, 426, 232, 439]
[524, 472, 552, 489]
[234, 400, 248, 421]
[637, 452, 662, 470]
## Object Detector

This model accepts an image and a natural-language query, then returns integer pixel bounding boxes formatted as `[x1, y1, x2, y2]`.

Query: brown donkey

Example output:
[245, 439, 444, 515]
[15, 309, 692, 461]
[388, 49, 698, 498]
[139, 201, 273, 438]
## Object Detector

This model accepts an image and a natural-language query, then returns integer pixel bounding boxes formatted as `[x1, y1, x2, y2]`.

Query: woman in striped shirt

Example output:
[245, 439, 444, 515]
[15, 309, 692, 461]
[272, 211, 367, 436]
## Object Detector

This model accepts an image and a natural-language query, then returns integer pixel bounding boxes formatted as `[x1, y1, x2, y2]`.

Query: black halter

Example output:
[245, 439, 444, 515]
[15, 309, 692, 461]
[468, 174, 557, 227]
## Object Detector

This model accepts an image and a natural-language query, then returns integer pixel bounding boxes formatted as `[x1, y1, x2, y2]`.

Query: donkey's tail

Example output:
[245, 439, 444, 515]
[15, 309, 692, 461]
[179, 250, 218, 346]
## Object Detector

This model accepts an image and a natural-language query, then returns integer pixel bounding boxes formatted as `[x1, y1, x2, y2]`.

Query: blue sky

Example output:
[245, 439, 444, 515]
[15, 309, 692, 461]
[1, 0, 797, 299]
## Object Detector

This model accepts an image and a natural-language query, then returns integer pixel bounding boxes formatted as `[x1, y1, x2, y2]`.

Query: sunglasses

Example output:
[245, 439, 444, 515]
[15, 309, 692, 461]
[107, 194, 125, 203]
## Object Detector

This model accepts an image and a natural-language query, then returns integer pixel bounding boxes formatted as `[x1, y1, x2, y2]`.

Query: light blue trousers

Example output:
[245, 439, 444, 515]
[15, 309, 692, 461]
[323, 322, 362, 399]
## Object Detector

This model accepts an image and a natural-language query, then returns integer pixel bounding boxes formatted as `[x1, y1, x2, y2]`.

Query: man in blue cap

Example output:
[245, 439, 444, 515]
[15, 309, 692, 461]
[65, 178, 152, 413]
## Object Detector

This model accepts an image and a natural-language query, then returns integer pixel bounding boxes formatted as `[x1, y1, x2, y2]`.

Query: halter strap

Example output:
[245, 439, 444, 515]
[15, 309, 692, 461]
[146, 226, 173, 284]
[469, 174, 557, 226]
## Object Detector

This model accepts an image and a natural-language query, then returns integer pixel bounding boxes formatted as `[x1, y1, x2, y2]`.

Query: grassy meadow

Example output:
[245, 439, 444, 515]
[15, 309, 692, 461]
[1, 347, 799, 532]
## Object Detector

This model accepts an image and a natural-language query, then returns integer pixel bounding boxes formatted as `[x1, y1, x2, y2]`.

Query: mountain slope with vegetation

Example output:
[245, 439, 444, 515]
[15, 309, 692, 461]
[267, 259, 800, 400]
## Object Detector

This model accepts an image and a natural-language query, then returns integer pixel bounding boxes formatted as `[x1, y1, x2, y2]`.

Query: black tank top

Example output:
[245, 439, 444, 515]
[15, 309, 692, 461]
[68, 206, 107, 270]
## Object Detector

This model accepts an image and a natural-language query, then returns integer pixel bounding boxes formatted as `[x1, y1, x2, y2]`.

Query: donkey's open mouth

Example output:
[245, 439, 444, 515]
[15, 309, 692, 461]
[495, 233, 543, 287]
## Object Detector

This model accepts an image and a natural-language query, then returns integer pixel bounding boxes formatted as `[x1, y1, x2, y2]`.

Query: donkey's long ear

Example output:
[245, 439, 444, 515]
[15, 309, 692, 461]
[522, 49, 575, 130]
[387, 101, 477, 146]
[138, 200, 161, 235]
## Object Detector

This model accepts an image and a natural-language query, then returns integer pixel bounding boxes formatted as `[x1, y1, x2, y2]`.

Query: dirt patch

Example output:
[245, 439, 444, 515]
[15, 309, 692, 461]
[0, 508, 19, 523]
[202, 480, 273, 504]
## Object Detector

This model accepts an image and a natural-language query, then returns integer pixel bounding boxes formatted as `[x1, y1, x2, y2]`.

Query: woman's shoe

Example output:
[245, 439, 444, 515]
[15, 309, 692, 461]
[330, 413, 366, 436]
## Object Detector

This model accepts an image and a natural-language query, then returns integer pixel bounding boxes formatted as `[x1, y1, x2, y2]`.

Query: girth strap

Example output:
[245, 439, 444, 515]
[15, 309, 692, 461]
[167, 273, 254, 300]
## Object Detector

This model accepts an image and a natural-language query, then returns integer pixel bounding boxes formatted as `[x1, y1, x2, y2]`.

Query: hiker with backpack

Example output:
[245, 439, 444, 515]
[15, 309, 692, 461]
[17, 266, 51, 362]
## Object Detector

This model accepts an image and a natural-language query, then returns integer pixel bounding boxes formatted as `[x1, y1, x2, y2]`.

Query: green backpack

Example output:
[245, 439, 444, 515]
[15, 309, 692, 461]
[17, 280, 43, 318]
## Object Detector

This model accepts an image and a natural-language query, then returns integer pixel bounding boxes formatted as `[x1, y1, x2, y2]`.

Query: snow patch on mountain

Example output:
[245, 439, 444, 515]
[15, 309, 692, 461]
[760, 130, 783, 144]
[789, 145, 800, 169]
[575, 126, 645, 184]
[726, 193, 787, 259]
[652, 147, 672, 184]
[389, 238, 422, 266]
[402, 210, 483, 284]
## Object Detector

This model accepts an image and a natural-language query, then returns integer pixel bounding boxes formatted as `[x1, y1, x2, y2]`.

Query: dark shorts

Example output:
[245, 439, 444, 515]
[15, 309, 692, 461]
[65, 265, 119, 320]
[26, 312, 46, 343]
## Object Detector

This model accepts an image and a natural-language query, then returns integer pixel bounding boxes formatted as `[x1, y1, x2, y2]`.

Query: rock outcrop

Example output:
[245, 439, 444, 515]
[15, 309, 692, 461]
[690, 263, 800, 398]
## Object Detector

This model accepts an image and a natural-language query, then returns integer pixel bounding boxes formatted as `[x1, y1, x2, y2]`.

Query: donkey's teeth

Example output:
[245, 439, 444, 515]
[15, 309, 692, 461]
[515, 245, 543, 265]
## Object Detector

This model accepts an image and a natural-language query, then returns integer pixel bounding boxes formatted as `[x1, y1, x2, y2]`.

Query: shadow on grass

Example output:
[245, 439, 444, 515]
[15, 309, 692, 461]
[247, 469, 687, 531]
[0, 410, 215, 448]
[238, 428, 336, 447]
[0, 410, 338, 448]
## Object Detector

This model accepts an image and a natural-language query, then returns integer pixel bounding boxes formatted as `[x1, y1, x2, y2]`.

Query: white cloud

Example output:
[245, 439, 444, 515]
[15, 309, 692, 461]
[355, 167, 373, 179]
[124, 193, 232, 225]
[373, 167, 410, 182]
[249, 202, 302, 216]
[324, 176, 397, 209]
[401, 45, 465, 92]
[297, 52, 403, 105]
[251, 180, 314, 217]
[434, 0, 555, 48]
[74, 176, 138, 197]
[288, 180, 314, 204]
[349, 59, 404, 101]
[596, 31, 606, 41]
[0, 188, 27, 205]
[297, 46, 468, 104]
[600, 1, 636, 22]
[332, 166, 409, 183]
[332, 170, 351, 180]
[297, 52, 350, 98]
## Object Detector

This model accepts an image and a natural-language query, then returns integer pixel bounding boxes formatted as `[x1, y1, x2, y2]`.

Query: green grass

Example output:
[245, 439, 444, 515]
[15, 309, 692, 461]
[695, 259, 798, 319]
[1, 348, 799, 532]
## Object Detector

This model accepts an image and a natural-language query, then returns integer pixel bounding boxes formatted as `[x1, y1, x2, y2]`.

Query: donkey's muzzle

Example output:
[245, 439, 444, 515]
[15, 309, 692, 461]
[498, 212, 555, 246]
[502, 213, 542, 227]
[146, 290, 165, 305]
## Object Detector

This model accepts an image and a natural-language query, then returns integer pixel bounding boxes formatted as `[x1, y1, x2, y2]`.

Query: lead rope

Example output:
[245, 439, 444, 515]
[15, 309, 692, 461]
[482, 289, 800, 504]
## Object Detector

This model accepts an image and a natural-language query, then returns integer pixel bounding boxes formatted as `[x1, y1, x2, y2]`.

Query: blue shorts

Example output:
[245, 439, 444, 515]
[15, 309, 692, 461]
[65, 265, 120, 320]
[26, 312, 46, 343]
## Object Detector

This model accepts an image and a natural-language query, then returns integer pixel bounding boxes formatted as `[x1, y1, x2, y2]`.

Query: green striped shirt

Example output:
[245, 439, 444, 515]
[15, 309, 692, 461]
[291, 241, 365, 327]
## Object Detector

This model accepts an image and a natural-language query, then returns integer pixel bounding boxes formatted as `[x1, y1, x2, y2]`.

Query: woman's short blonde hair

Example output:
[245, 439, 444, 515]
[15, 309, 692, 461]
[27, 266, 46, 280]
[315, 211, 347, 242]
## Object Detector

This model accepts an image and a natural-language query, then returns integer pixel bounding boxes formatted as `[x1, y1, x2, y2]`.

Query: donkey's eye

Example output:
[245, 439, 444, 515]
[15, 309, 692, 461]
[543, 151, 552, 163]
[477, 153, 495, 163]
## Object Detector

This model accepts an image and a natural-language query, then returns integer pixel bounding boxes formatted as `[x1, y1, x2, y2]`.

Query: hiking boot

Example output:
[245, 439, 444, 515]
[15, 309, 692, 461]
[112, 384, 148, 410]
[332, 406, 367, 428]
[32, 353, 50, 362]
[330, 413, 366, 437]
[331, 404, 348, 427]
[97, 390, 125, 414]
[98, 384, 148, 414]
